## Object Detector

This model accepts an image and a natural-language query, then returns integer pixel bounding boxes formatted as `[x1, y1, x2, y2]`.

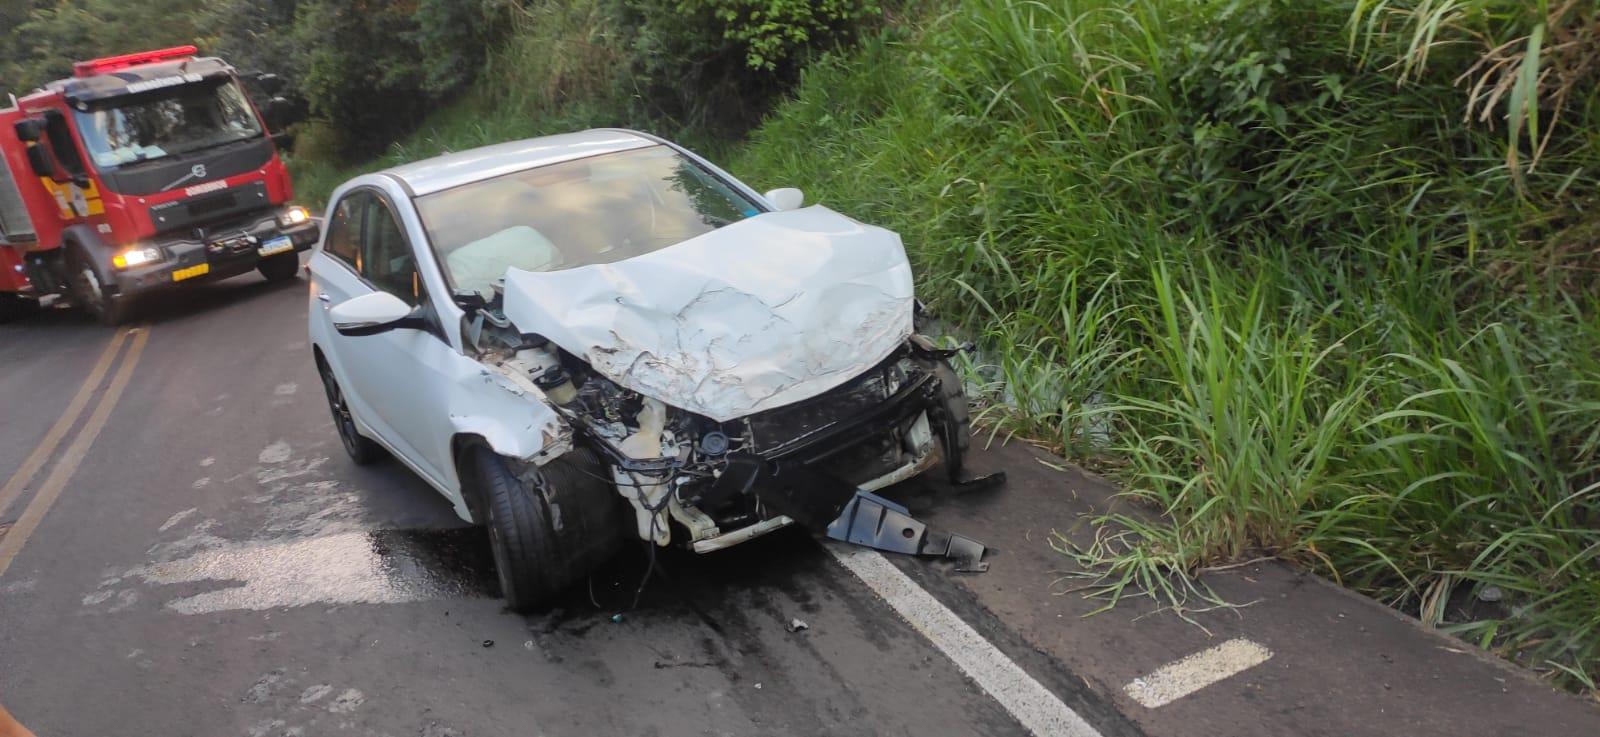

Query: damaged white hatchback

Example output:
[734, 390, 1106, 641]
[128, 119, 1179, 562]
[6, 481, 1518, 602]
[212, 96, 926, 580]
[308, 129, 1000, 611]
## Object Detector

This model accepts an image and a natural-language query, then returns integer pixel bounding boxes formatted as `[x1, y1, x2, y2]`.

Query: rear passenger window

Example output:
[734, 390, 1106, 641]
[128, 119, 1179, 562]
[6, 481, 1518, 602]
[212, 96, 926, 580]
[322, 193, 364, 269]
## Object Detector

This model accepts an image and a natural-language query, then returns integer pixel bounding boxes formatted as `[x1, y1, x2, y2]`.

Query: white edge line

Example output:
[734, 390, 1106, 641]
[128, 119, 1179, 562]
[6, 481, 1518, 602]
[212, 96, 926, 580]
[1122, 638, 1273, 709]
[824, 544, 1103, 737]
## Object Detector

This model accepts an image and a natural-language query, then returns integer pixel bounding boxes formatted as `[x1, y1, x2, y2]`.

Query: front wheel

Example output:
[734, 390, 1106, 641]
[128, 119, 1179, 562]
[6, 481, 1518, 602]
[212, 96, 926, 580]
[468, 445, 624, 612]
[69, 252, 131, 326]
[929, 359, 972, 481]
[258, 253, 300, 282]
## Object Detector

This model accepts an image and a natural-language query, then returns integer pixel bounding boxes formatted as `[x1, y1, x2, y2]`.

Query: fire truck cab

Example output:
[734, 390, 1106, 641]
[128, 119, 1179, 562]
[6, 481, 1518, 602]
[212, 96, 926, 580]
[0, 46, 319, 325]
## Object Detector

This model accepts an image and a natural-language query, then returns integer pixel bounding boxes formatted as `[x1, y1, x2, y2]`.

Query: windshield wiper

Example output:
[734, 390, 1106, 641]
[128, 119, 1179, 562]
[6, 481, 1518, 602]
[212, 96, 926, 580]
[167, 133, 263, 158]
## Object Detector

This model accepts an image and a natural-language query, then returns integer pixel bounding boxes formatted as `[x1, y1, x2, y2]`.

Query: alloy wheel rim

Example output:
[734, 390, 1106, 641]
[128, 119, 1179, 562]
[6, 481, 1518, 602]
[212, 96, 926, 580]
[320, 366, 359, 453]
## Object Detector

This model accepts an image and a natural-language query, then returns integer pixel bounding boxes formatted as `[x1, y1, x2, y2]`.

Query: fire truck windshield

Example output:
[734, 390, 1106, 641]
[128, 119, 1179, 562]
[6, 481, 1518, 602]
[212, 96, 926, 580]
[73, 78, 263, 169]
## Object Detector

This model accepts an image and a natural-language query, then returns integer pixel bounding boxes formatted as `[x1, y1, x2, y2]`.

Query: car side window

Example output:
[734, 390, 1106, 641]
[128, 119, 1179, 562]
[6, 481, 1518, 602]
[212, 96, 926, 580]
[360, 196, 422, 306]
[323, 193, 364, 270]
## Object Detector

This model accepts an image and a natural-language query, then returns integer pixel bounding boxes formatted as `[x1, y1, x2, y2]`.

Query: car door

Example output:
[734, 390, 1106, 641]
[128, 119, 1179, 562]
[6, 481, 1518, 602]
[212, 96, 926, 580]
[310, 186, 458, 489]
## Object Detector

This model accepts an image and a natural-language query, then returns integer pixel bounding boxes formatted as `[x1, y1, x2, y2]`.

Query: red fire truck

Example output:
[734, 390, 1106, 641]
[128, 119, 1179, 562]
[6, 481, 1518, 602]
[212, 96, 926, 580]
[0, 46, 319, 325]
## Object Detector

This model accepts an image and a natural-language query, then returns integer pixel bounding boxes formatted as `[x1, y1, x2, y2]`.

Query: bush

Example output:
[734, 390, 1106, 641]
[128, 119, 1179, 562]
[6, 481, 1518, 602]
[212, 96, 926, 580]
[607, 0, 884, 137]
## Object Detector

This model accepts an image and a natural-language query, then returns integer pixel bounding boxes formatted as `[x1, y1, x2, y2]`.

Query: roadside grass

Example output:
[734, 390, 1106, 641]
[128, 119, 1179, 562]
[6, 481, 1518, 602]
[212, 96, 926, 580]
[733, 0, 1600, 692]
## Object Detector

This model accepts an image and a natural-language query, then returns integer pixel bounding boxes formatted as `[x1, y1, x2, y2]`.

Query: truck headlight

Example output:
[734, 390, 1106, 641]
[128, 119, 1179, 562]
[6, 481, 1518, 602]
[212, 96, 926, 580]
[279, 206, 311, 227]
[112, 247, 162, 269]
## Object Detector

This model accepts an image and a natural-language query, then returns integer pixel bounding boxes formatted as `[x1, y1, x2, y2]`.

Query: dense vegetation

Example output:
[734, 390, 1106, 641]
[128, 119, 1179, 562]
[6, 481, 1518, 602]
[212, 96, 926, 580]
[738, 0, 1600, 690]
[4, 0, 1597, 693]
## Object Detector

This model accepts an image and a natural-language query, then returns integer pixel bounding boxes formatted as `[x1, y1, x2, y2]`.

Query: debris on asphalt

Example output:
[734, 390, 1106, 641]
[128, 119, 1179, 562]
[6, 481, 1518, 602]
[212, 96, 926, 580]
[754, 682, 763, 690]
[523, 640, 534, 650]
[481, 639, 494, 648]
[611, 613, 624, 623]
[787, 618, 809, 633]
[826, 490, 991, 572]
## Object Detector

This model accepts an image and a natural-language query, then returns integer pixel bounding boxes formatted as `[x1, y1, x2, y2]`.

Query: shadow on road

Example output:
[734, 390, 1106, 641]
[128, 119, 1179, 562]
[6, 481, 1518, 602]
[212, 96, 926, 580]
[134, 272, 304, 326]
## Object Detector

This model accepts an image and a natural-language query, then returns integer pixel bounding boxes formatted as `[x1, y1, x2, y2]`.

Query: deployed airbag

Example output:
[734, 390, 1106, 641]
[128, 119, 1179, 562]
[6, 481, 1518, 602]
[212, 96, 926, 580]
[448, 226, 563, 299]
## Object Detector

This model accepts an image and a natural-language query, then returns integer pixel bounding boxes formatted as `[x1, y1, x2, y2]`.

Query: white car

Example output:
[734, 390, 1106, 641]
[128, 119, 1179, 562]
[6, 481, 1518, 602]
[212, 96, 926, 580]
[308, 129, 989, 611]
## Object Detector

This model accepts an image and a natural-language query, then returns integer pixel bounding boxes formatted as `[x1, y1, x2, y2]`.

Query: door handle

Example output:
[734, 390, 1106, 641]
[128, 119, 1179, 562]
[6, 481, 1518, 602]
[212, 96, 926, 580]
[317, 292, 332, 308]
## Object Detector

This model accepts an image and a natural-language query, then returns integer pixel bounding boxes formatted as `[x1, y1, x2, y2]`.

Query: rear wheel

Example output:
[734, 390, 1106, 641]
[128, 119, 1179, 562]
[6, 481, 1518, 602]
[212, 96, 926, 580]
[0, 294, 37, 324]
[69, 251, 131, 326]
[317, 357, 384, 465]
[468, 445, 624, 612]
[258, 253, 300, 282]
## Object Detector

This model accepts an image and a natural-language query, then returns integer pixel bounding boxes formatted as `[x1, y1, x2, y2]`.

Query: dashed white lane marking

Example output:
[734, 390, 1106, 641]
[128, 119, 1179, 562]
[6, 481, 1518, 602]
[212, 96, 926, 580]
[1123, 638, 1273, 708]
[825, 544, 1103, 737]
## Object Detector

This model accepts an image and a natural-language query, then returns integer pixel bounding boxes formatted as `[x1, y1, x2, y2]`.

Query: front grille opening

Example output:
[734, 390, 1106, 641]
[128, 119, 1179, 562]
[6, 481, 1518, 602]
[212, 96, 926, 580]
[187, 193, 238, 218]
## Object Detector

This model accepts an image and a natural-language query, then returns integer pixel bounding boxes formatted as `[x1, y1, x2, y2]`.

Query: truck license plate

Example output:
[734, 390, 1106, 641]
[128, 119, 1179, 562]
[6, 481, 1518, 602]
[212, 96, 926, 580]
[258, 236, 293, 257]
[171, 263, 210, 282]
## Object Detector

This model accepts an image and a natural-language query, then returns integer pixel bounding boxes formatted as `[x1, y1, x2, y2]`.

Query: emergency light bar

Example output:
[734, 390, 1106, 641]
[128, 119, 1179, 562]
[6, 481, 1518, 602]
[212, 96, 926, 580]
[73, 45, 198, 77]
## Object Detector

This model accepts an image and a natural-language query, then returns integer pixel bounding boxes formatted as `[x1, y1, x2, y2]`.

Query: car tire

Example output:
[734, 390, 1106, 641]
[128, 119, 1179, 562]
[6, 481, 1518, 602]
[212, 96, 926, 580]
[469, 445, 625, 613]
[258, 253, 300, 282]
[929, 359, 971, 480]
[316, 356, 384, 465]
[68, 250, 132, 326]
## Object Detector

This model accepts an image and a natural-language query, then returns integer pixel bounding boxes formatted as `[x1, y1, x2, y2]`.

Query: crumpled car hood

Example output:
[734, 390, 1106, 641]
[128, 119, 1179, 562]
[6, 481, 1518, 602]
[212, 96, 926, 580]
[501, 205, 915, 422]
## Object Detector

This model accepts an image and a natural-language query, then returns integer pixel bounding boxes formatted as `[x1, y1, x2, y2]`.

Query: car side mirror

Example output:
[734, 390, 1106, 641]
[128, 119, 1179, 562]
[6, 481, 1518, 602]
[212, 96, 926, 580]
[331, 291, 422, 337]
[764, 187, 804, 212]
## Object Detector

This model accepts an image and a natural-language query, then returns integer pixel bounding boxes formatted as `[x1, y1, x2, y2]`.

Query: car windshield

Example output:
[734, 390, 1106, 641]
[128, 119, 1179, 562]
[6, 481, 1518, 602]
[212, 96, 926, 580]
[73, 78, 263, 169]
[416, 144, 764, 299]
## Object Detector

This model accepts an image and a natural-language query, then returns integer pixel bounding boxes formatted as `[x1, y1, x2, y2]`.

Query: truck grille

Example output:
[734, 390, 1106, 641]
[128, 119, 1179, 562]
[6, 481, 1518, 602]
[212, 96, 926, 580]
[187, 192, 237, 218]
[148, 180, 270, 233]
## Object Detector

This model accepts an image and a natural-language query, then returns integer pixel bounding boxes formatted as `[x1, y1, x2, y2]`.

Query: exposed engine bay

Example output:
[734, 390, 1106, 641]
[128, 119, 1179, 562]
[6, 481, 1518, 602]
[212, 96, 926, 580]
[463, 303, 1002, 568]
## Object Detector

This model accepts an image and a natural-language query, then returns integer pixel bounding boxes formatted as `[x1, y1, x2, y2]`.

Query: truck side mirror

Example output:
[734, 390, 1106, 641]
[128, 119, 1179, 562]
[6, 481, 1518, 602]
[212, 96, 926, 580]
[13, 119, 42, 143]
[261, 97, 293, 133]
[254, 73, 285, 96]
[25, 145, 61, 181]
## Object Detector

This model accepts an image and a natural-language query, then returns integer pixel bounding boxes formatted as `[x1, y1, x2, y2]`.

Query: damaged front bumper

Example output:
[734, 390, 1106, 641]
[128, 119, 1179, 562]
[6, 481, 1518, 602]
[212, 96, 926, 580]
[677, 343, 1004, 568]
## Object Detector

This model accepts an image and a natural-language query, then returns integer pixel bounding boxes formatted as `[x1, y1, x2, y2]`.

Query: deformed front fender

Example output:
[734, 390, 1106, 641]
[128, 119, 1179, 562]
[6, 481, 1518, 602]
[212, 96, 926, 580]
[442, 362, 574, 522]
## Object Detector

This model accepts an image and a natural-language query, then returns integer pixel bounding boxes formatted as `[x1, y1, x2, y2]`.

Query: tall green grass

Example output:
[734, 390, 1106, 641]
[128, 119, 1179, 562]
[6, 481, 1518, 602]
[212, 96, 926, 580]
[735, 0, 1600, 691]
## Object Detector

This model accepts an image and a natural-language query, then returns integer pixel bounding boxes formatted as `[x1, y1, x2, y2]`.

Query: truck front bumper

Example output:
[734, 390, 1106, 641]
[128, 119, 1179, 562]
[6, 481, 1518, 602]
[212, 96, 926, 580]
[111, 208, 320, 294]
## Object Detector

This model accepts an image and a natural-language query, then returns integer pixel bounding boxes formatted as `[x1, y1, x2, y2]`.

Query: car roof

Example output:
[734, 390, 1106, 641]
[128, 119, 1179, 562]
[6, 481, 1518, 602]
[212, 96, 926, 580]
[384, 129, 659, 197]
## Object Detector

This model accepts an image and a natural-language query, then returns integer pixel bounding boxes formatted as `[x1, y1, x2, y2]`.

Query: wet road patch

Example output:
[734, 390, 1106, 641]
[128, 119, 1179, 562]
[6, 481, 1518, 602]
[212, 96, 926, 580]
[131, 527, 499, 613]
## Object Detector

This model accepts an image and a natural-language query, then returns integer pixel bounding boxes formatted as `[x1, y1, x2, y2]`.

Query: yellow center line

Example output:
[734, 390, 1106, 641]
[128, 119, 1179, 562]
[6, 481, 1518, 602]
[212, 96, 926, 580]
[0, 326, 150, 578]
[0, 327, 130, 518]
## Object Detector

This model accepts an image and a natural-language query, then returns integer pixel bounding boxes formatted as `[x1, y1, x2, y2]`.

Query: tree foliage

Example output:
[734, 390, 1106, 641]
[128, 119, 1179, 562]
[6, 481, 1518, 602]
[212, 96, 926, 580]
[0, 0, 880, 160]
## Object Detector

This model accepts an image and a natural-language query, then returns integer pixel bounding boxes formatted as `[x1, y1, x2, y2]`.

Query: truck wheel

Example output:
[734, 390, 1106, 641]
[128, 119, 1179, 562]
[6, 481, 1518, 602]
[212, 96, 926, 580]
[0, 294, 37, 324]
[468, 445, 624, 613]
[68, 251, 132, 326]
[316, 357, 384, 465]
[258, 253, 299, 282]
[929, 359, 971, 480]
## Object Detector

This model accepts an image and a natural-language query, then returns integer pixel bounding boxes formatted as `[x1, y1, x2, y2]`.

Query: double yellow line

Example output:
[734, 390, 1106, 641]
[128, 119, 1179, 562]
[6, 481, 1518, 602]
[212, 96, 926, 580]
[0, 325, 150, 578]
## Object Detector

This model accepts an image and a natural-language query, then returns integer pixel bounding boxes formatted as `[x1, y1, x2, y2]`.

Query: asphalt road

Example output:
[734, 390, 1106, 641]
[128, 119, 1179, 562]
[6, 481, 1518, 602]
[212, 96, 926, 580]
[3, 266, 1598, 737]
[0, 267, 1138, 737]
